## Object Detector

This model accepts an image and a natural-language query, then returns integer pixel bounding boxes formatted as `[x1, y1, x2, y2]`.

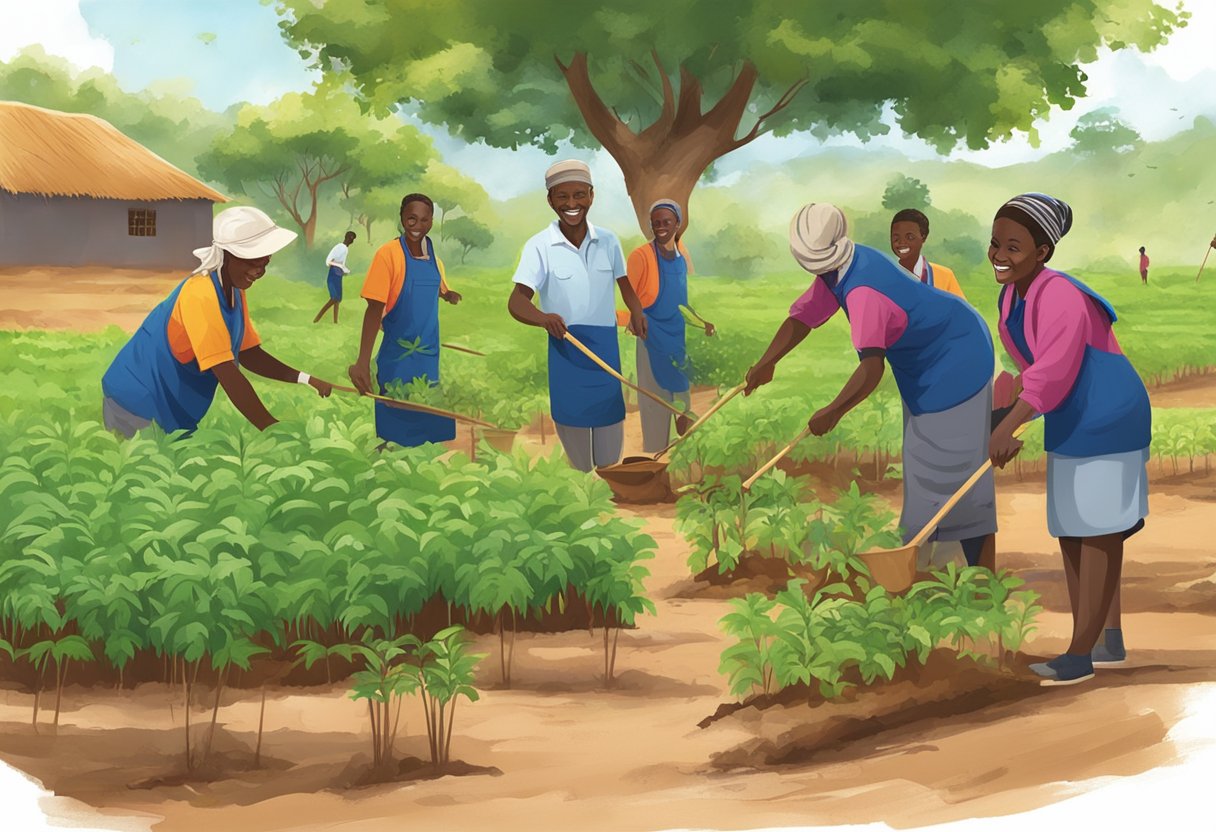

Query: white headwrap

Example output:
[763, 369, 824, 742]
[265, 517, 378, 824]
[191, 206, 298, 275]
[789, 203, 855, 275]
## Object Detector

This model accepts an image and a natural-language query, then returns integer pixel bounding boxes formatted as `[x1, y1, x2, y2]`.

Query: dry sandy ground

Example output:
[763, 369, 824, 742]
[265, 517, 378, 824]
[0, 472, 1213, 832]
[0, 268, 181, 332]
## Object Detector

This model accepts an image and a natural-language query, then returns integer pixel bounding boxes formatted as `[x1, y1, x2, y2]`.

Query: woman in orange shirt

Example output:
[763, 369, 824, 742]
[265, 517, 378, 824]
[619, 199, 715, 453]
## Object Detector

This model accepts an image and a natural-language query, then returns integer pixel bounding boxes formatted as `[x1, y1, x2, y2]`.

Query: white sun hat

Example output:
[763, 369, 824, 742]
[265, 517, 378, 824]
[191, 206, 298, 275]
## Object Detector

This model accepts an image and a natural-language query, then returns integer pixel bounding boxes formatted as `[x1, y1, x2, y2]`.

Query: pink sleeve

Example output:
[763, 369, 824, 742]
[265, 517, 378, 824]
[845, 287, 908, 351]
[789, 277, 840, 329]
[1020, 280, 1090, 413]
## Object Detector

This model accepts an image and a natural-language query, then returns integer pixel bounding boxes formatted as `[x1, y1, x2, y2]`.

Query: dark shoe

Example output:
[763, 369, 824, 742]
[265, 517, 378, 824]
[1030, 653, 1094, 686]
[1092, 628, 1127, 666]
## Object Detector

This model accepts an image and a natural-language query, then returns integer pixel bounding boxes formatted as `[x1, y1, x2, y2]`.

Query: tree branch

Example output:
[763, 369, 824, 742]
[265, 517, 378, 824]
[671, 65, 705, 137]
[702, 61, 760, 140]
[555, 51, 635, 155]
[725, 75, 810, 153]
[638, 49, 677, 142]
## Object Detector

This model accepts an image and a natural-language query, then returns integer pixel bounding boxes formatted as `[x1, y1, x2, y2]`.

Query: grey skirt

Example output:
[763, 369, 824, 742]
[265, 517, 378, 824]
[1047, 447, 1150, 538]
[900, 382, 997, 544]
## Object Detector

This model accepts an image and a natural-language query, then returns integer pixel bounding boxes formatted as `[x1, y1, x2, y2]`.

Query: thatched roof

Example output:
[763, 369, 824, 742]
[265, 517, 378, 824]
[0, 101, 226, 202]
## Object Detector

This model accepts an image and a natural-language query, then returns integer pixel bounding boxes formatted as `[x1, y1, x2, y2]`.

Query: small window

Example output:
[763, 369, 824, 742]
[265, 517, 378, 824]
[128, 208, 157, 237]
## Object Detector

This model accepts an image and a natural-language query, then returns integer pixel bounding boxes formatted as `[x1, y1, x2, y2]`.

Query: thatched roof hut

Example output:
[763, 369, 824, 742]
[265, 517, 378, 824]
[0, 101, 225, 269]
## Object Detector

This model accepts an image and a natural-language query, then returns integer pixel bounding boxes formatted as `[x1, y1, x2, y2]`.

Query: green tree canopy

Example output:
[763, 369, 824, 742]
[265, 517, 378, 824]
[197, 83, 436, 247]
[882, 175, 932, 211]
[0, 46, 227, 177]
[444, 215, 495, 263]
[1069, 106, 1143, 155]
[274, 1, 1185, 233]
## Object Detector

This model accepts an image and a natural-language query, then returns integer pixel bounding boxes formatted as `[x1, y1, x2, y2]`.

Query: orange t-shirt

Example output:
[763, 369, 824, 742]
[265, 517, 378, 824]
[166, 274, 260, 371]
[361, 238, 450, 314]
[616, 240, 693, 327]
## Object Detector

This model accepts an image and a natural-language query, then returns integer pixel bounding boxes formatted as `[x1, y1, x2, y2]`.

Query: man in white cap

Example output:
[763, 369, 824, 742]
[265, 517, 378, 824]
[101, 205, 333, 436]
[745, 202, 999, 571]
[507, 160, 648, 471]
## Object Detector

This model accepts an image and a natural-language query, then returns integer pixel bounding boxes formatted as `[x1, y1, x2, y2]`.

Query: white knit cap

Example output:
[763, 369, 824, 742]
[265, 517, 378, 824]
[789, 203, 855, 275]
[191, 206, 298, 275]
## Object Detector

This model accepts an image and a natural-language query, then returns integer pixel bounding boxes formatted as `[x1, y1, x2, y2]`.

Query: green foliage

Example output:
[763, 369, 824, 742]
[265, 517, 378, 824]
[445, 215, 495, 263]
[1070, 106, 1142, 155]
[719, 566, 1042, 701]
[882, 174, 931, 211]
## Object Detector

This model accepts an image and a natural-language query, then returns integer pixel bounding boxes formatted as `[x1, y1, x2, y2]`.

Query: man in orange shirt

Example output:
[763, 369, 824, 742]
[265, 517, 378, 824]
[101, 206, 334, 436]
[348, 193, 461, 448]
[890, 208, 966, 299]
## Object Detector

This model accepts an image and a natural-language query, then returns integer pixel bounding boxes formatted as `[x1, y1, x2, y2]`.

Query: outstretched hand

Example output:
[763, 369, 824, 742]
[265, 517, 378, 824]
[743, 362, 773, 396]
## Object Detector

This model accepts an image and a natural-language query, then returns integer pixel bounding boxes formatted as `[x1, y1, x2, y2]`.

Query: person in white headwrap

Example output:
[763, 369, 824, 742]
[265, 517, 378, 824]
[745, 202, 999, 569]
[101, 205, 333, 437]
[507, 160, 649, 472]
[988, 192, 1150, 686]
[616, 198, 715, 452]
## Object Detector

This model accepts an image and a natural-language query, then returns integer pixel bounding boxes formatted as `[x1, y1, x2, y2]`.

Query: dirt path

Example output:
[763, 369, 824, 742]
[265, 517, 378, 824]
[0, 268, 181, 332]
[1, 474, 1214, 832]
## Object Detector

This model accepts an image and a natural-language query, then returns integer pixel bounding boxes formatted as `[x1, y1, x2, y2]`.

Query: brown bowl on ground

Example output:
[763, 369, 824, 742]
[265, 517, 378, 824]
[596, 458, 674, 503]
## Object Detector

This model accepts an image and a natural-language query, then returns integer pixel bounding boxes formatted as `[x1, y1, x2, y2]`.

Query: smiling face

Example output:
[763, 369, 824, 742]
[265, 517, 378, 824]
[890, 220, 926, 265]
[400, 201, 434, 243]
[548, 182, 594, 228]
[650, 207, 680, 245]
[222, 251, 270, 290]
[989, 216, 1050, 286]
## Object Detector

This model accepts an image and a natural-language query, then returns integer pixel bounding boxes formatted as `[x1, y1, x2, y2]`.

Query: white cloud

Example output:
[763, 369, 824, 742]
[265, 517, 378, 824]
[1143, 0, 1216, 81]
[0, 0, 114, 71]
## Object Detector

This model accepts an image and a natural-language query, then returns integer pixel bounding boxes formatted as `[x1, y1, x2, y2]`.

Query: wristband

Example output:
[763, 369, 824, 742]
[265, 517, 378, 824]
[297, 372, 311, 385]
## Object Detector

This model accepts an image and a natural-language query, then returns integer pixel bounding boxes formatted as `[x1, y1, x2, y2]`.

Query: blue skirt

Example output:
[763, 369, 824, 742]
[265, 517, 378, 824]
[326, 265, 344, 300]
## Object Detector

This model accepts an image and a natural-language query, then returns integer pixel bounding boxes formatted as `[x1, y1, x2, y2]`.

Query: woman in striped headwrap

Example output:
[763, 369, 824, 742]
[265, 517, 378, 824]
[988, 193, 1151, 687]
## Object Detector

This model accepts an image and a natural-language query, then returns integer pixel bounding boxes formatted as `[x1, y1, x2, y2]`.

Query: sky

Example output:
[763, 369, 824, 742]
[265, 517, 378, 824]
[1, 0, 1215, 200]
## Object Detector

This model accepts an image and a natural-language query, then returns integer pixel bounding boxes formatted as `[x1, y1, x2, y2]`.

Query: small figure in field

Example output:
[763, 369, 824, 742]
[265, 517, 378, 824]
[314, 231, 357, 323]
[1138, 246, 1149, 285]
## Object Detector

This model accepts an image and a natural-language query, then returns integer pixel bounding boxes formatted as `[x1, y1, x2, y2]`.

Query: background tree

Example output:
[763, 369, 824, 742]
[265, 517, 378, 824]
[274, 1, 1184, 234]
[197, 84, 434, 247]
[1070, 106, 1143, 155]
[882, 175, 932, 211]
[0, 46, 228, 176]
[445, 216, 495, 263]
[420, 161, 490, 240]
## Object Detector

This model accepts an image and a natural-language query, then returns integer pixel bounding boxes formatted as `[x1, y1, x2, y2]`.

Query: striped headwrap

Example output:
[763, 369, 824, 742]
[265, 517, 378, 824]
[1000, 193, 1073, 245]
[648, 198, 682, 225]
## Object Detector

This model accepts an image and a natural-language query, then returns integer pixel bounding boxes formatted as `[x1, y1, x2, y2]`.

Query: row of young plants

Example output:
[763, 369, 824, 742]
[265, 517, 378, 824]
[676, 471, 902, 579]
[719, 566, 1043, 701]
[0, 404, 655, 769]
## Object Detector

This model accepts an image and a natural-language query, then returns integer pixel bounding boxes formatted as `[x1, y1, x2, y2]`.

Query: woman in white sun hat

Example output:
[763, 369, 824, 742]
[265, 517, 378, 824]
[101, 206, 333, 436]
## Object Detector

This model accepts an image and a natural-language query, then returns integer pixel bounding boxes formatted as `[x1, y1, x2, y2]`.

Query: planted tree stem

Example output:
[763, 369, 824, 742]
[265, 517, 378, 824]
[254, 685, 267, 767]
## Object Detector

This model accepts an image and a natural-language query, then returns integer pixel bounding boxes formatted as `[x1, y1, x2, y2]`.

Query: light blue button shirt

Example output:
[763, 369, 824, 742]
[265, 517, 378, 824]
[512, 221, 626, 328]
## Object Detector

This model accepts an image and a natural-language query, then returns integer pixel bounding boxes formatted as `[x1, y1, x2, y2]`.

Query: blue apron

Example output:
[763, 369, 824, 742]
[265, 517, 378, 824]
[1002, 275, 1150, 457]
[326, 265, 344, 300]
[829, 245, 993, 415]
[548, 325, 626, 428]
[101, 270, 245, 434]
[374, 236, 455, 447]
[642, 242, 690, 394]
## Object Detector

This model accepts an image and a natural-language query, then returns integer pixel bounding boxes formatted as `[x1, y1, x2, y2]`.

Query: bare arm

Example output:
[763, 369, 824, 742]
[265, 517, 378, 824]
[348, 299, 384, 394]
[615, 276, 648, 339]
[809, 353, 885, 435]
[744, 317, 813, 394]
[508, 284, 567, 338]
[211, 361, 277, 430]
[240, 345, 332, 397]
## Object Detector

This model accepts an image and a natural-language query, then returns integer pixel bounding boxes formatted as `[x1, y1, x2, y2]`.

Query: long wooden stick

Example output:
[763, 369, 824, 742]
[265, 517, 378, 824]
[331, 383, 499, 429]
[743, 427, 812, 491]
[907, 422, 1030, 548]
[1197, 243, 1213, 283]
[442, 343, 485, 356]
[562, 331, 693, 420]
[654, 383, 745, 460]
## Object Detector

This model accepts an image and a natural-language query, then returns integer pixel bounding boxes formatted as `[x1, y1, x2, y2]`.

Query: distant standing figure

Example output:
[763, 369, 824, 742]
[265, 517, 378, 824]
[1138, 246, 1149, 285]
[314, 231, 357, 323]
[889, 208, 967, 300]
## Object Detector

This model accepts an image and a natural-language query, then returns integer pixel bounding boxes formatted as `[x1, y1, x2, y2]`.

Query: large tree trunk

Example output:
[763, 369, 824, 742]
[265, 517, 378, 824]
[557, 52, 805, 238]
